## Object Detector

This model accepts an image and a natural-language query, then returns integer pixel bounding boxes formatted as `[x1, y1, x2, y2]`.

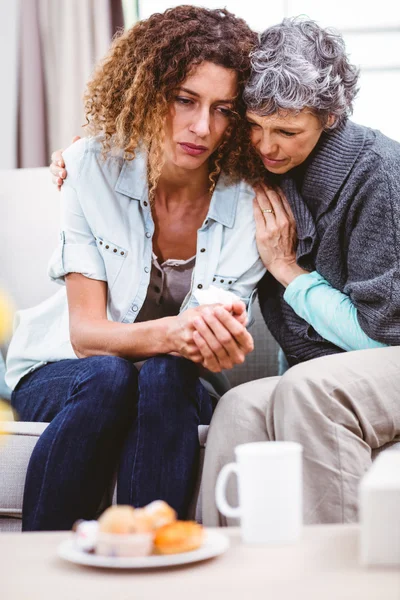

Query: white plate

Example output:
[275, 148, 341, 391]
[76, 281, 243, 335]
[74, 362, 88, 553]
[57, 529, 230, 569]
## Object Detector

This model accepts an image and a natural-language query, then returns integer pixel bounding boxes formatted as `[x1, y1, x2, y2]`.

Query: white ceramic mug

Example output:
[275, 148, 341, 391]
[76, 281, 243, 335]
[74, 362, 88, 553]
[215, 441, 303, 544]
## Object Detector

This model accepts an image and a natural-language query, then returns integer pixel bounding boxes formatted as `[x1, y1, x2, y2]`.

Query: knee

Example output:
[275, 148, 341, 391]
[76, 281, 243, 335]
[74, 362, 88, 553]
[138, 355, 199, 420]
[272, 360, 328, 423]
[213, 386, 247, 425]
[140, 355, 197, 385]
[73, 356, 138, 414]
[212, 380, 271, 433]
[139, 355, 198, 401]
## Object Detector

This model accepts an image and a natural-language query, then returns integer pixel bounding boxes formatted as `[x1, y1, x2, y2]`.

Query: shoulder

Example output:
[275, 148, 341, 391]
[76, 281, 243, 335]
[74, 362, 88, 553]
[214, 175, 256, 232]
[61, 137, 89, 181]
[344, 126, 400, 235]
[62, 137, 132, 191]
[350, 121, 400, 180]
[236, 181, 257, 226]
[220, 175, 255, 216]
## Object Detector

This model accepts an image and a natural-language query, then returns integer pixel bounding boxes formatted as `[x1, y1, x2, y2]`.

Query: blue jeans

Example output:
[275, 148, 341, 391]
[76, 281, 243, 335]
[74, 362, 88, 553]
[11, 355, 212, 531]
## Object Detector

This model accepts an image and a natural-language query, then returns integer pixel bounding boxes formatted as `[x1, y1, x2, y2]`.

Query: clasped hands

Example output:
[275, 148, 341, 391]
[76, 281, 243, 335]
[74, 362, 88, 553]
[167, 300, 253, 373]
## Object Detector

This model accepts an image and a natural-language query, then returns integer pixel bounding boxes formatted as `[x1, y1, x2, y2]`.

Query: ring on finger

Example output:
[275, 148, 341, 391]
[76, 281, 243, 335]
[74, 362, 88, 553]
[262, 208, 275, 215]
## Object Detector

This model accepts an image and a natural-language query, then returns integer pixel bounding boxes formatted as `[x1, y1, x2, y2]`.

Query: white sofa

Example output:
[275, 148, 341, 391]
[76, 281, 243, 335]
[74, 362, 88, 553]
[0, 167, 279, 531]
[2, 167, 399, 532]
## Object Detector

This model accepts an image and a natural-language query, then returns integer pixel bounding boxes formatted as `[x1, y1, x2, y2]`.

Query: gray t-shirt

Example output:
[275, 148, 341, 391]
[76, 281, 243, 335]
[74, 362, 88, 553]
[136, 253, 196, 322]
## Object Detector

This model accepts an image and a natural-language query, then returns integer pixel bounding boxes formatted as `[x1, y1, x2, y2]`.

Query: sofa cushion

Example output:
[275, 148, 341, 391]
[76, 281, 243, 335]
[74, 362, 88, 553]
[0, 422, 48, 517]
[0, 422, 209, 521]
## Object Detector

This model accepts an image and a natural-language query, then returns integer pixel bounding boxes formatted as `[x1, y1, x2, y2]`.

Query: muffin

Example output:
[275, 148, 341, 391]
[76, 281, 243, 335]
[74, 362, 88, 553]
[144, 500, 177, 529]
[96, 505, 154, 557]
[154, 521, 204, 555]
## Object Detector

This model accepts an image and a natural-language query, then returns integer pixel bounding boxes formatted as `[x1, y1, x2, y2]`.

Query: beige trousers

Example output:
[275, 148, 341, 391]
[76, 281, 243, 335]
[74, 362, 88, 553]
[202, 347, 400, 526]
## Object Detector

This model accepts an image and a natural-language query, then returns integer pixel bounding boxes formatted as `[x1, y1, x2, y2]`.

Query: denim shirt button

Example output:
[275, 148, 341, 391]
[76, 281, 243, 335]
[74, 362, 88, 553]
[144, 266, 150, 273]
[145, 232, 151, 238]
[132, 305, 138, 312]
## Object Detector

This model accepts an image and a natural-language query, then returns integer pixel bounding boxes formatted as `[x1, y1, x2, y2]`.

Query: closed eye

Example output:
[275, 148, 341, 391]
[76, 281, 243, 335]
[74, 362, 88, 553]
[175, 96, 193, 105]
[280, 130, 296, 137]
[216, 106, 234, 117]
[247, 121, 260, 128]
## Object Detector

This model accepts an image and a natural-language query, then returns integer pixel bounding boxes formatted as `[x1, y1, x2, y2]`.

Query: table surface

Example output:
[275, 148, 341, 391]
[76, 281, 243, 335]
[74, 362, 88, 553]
[1, 525, 399, 600]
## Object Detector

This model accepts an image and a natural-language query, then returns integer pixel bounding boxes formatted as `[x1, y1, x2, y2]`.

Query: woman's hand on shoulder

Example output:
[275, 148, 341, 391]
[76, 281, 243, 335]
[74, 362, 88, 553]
[253, 184, 307, 287]
[50, 136, 81, 191]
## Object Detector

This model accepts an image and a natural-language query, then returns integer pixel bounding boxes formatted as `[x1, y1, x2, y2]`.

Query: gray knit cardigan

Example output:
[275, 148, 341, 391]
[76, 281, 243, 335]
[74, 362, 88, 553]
[258, 119, 400, 366]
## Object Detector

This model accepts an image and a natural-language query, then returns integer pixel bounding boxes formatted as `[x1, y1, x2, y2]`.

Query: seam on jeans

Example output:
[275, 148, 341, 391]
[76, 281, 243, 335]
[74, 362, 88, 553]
[129, 387, 143, 503]
[198, 380, 204, 419]
[30, 405, 72, 528]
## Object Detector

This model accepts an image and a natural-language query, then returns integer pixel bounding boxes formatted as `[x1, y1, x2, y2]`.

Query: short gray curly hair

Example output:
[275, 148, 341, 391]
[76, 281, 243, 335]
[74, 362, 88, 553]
[243, 17, 360, 129]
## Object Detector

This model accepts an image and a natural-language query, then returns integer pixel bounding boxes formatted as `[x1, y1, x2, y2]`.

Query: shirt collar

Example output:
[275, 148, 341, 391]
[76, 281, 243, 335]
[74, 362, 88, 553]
[114, 149, 148, 201]
[205, 173, 240, 229]
[114, 150, 240, 229]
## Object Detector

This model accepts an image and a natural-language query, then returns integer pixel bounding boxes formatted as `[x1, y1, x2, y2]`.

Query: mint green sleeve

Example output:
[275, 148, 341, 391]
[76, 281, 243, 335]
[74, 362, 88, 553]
[283, 271, 388, 352]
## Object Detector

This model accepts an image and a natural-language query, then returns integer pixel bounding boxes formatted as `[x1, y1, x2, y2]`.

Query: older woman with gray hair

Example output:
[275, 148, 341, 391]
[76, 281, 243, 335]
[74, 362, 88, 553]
[202, 17, 400, 526]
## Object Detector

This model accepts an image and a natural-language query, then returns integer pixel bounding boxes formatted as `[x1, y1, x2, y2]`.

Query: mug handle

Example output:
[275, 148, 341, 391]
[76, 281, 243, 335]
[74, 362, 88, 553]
[215, 462, 241, 519]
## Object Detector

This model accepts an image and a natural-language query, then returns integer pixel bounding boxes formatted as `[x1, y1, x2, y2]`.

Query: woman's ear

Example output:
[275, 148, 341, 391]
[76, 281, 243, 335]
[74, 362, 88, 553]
[326, 114, 336, 128]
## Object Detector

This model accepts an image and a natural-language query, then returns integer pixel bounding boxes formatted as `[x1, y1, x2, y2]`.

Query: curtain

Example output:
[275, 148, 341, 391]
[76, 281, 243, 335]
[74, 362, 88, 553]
[17, 0, 124, 168]
[0, 0, 20, 169]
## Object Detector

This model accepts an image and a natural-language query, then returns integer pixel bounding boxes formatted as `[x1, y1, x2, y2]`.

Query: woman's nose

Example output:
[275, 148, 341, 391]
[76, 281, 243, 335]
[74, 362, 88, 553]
[190, 111, 210, 137]
[259, 134, 278, 156]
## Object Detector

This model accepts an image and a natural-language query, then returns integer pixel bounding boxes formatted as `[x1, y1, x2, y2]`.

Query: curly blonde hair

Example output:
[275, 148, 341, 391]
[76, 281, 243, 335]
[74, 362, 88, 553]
[83, 5, 264, 199]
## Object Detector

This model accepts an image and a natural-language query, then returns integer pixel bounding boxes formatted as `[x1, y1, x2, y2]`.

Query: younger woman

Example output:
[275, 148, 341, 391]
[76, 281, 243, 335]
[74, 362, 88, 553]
[6, 6, 265, 530]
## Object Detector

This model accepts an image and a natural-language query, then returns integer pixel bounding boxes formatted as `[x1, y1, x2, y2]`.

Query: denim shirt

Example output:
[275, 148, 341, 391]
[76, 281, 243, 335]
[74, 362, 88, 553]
[6, 137, 266, 390]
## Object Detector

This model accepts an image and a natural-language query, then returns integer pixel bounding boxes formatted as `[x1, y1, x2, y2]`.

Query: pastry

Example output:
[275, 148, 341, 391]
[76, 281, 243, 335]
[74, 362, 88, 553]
[154, 521, 204, 554]
[96, 531, 154, 558]
[96, 505, 154, 557]
[144, 500, 177, 529]
[98, 505, 153, 534]
[98, 505, 137, 534]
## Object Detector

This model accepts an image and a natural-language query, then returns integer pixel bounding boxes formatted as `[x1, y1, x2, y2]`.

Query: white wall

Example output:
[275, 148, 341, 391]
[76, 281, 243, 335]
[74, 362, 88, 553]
[139, 0, 400, 140]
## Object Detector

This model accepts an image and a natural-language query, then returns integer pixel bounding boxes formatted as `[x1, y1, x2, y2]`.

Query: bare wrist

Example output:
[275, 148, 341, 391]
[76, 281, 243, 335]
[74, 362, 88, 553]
[163, 316, 179, 354]
[269, 261, 309, 288]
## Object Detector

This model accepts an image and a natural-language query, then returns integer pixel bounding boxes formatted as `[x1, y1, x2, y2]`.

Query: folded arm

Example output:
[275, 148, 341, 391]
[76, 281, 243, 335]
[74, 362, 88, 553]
[284, 271, 388, 352]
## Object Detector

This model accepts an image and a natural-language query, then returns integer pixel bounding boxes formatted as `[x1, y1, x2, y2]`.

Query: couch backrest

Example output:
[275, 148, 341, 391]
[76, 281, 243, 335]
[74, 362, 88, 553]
[0, 168, 60, 309]
[0, 167, 278, 387]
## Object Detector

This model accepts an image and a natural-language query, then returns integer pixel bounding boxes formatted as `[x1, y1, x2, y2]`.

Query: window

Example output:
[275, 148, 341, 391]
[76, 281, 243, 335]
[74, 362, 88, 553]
[137, 1, 400, 139]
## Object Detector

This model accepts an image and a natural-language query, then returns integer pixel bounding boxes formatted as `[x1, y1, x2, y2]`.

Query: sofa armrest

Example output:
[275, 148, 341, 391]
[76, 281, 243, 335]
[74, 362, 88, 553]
[0, 421, 49, 519]
[2, 421, 48, 436]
